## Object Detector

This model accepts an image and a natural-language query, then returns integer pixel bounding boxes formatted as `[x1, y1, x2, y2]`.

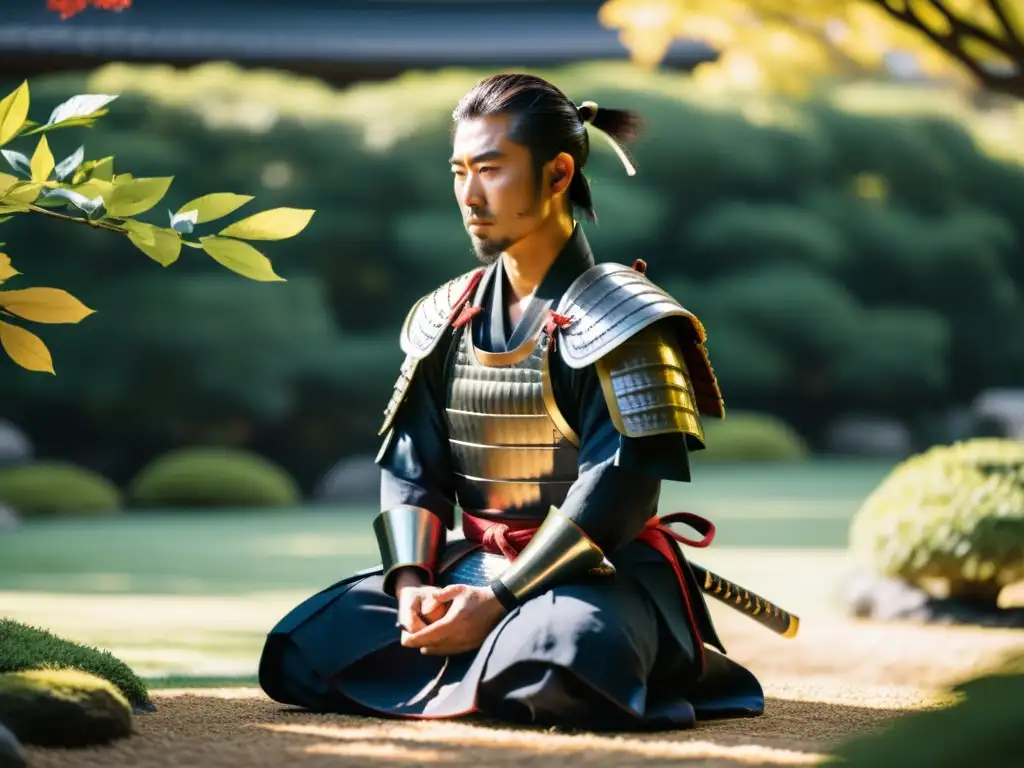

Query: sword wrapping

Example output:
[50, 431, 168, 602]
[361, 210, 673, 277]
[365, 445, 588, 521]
[689, 562, 800, 639]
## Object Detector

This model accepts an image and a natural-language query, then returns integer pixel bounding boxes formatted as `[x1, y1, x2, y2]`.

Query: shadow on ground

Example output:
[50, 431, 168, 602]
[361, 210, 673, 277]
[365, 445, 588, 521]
[22, 688, 930, 767]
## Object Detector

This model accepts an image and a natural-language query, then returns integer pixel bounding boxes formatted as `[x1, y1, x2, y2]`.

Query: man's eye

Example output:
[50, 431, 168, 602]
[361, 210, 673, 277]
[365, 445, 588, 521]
[451, 168, 465, 177]
[479, 166, 495, 174]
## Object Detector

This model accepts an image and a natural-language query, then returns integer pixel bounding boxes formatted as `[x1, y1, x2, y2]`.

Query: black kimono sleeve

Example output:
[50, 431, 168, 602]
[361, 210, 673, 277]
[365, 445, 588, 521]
[552, 357, 694, 554]
[376, 344, 458, 527]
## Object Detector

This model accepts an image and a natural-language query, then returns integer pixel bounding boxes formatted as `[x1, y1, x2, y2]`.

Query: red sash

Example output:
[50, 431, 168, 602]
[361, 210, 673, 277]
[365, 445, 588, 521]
[460, 511, 715, 670]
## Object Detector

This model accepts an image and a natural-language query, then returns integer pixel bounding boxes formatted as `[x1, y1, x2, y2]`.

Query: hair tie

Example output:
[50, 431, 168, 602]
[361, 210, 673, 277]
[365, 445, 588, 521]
[577, 100, 599, 125]
[578, 99, 635, 178]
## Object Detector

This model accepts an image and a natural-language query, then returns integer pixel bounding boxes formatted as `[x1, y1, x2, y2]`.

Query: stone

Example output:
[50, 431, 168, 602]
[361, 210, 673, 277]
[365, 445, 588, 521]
[0, 506, 18, 534]
[313, 454, 379, 505]
[844, 569, 1024, 628]
[0, 723, 26, 768]
[0, 669, 133, 748]
[0, 421, 31, 468]
[824, 416, 912, 457]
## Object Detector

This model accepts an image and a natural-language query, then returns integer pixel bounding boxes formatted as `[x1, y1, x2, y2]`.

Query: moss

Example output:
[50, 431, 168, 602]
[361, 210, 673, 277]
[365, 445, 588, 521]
[829, 652, 1024, 767]
[0, 669, 132, 747]
[0, 619, 150, 711]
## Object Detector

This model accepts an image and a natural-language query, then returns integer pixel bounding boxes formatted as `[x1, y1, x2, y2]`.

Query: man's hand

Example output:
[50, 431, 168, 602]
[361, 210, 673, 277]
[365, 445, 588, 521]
[393, 567, 448, 637]
[401, 583, 508, 656]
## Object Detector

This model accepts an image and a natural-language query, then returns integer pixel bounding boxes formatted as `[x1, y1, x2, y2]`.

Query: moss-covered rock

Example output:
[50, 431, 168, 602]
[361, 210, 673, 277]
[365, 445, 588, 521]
[0, 619, 151, 713]
[848, 438, 1024, 605]
[0, 723, 26, 768]
[0, 669, 132, 747]
[829, 652, 1024, 766]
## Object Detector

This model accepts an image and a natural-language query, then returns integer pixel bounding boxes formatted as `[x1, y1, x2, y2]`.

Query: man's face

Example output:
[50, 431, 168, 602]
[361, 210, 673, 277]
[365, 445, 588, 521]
[450, 115, 553, 264]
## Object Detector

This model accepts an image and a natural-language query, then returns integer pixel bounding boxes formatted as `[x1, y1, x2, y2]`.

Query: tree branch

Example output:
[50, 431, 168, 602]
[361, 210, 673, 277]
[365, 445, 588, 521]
[26, 204, 123, 232]
[869, 0, 1024, 99]
[988, 0, 1024, 56]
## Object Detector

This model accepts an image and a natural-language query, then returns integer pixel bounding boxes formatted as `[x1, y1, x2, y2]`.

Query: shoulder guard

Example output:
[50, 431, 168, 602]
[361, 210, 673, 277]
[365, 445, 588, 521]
[379, 267, 484, 436]
[554, 263, 725, 422]
[399, 267, 485, 359]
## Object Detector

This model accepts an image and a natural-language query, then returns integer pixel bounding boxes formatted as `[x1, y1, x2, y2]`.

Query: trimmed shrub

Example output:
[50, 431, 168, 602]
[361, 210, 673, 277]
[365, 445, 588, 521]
[848, 438, 1024, 603]
[0, 462, 121, 519]
[0, 619, 150, 711]
[696, 411, 809, 462]
[128, 447, 301, 508]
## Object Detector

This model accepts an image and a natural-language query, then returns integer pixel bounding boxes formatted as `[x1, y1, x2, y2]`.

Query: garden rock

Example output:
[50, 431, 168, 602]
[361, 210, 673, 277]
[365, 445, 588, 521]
[0, 723, 25, 768]
[0, 669, 133, 747]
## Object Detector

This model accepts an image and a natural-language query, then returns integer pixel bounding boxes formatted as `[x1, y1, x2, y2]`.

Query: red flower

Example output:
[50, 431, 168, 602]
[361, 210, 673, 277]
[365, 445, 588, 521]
[48, 0, 132, 19]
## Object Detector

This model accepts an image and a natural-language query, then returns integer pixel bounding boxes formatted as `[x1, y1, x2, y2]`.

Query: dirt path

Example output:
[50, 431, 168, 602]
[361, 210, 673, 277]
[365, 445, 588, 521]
[23, 681, 938, 768]
[21, 614, 1023, 768]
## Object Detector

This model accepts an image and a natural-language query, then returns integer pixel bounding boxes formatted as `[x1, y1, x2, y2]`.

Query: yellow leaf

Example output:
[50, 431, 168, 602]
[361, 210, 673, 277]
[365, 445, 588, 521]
[0, 253, 20, 281]
[0, 81, 30, 147]
[218, 207, 315, 241]
[200, 236, 285, 282]
[70, 178, 114, 203]
[0, 173, 17, 197]
[0, 287, 95, 324]
[106, 176, 174, 218]
[125, 222, 181, 267]
[30, 135, 55, 183]
[175, 193, 253, 224]
[2, 183, 42, 205]
[0, 319, 54, 374]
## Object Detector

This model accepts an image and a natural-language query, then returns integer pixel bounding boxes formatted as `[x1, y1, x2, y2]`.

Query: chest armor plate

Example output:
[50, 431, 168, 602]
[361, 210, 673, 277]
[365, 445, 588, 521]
[444, 325, 580, 519]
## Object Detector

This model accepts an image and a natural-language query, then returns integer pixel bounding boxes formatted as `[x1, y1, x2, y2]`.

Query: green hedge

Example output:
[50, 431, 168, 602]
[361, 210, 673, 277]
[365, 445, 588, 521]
[128, 447, 301, 508]
[1, 62, 1022, 488]
[696, 411, 808, 462]
[0, 462, 121, 518]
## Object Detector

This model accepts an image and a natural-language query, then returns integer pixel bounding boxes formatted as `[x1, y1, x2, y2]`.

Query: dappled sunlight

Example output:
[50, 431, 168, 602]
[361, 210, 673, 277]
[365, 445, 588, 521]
[259, 720, 828, 764]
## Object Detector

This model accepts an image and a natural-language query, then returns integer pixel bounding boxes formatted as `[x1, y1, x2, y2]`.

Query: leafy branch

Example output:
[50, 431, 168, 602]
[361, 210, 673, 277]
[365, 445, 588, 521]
[0, 81, 315, 374]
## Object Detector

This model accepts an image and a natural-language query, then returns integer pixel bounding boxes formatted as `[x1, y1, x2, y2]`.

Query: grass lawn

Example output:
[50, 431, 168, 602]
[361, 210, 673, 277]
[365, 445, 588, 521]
[0, 459, 897, 679]
[0, 459, 894, 596]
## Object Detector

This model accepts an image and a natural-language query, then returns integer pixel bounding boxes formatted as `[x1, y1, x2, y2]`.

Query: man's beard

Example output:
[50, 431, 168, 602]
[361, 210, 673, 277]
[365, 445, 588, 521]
[470, 235, 512, 265]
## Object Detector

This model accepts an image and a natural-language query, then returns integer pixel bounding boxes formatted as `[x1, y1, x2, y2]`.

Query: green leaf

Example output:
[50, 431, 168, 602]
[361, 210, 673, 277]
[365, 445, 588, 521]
[218, 207, 315, 241]
[30, 136, 54, 183]
[125, 221, 182, 267]
[106, 176, 174, 218]
[0, 82, 30, 148]
[176, 193, 253, 224]
[200, 236, 286, 282]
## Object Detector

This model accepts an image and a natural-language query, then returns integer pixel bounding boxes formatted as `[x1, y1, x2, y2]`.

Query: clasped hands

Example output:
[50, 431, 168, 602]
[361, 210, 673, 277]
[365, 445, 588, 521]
[394, 569, 508, 656]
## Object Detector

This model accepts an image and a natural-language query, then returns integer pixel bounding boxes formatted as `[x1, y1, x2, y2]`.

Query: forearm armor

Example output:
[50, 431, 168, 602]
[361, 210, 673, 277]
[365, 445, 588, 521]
[373, 505, 445, 596]
[489, 506, 614, 611]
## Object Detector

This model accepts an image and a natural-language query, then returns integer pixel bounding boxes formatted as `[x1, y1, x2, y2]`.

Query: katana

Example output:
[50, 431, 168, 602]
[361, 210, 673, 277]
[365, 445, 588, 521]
[689, 561, 800, 638]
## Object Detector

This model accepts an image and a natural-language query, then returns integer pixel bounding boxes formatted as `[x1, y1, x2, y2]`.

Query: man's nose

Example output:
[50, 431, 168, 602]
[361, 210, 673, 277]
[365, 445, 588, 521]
[459, 175, 484, 208]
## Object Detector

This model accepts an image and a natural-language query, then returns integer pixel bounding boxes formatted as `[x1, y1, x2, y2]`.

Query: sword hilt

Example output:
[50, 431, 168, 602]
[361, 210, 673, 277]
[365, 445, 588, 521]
[691, 563, 800, 639]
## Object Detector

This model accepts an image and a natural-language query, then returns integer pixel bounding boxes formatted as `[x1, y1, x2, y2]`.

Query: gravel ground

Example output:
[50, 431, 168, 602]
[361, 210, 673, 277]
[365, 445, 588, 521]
[21, 611, 1023, 768]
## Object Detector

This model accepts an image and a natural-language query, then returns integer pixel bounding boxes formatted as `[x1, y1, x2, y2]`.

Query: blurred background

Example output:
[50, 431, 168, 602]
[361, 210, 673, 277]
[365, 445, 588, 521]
[0, 0, 1022, 679]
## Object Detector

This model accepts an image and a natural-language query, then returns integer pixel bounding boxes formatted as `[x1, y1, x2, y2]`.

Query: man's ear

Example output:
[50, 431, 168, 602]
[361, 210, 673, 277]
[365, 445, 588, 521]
[548, 153, 574, 196]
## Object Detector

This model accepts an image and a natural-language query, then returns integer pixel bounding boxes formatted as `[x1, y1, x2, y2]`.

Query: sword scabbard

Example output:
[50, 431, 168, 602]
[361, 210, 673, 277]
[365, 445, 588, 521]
[690, 563, 800, 639]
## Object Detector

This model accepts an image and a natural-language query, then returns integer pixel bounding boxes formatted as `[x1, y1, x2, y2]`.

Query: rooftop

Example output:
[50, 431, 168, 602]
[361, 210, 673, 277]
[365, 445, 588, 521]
[0, 0, 716, 69]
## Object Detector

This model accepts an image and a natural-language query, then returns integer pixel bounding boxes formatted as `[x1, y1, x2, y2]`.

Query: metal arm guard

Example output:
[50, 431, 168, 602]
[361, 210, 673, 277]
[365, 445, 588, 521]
[490, 506, 614, 610]
[373, 505, 445, 596]
[553, 263, 725, 426]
